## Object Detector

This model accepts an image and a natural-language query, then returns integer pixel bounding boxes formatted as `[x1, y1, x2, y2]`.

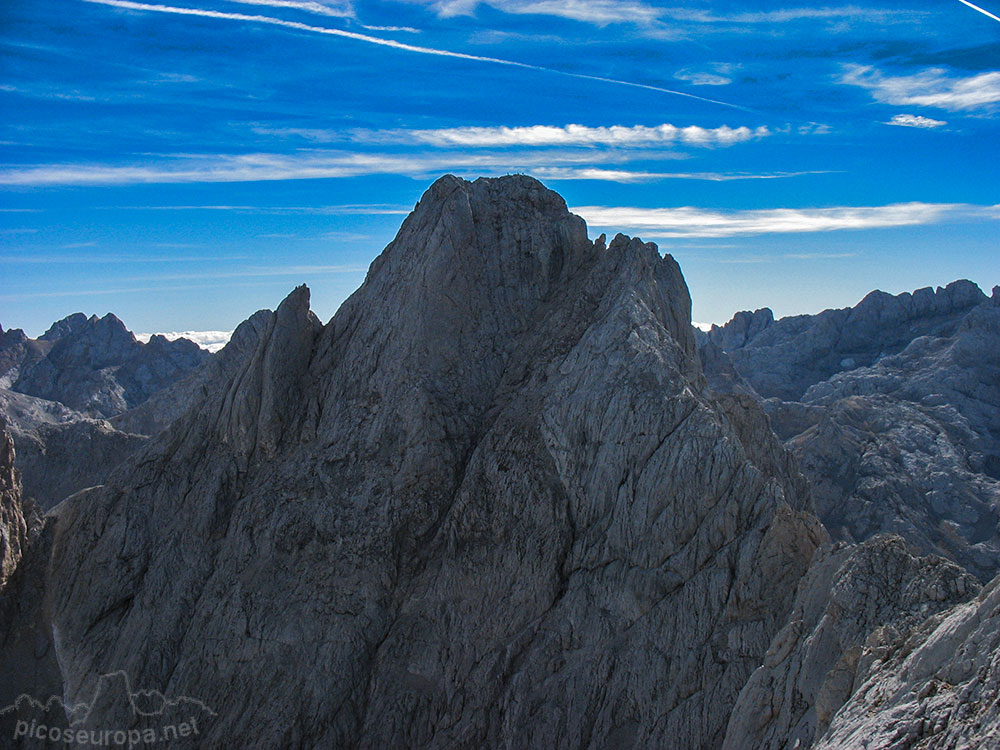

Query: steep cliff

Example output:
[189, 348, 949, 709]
[0, 175, 824, 749]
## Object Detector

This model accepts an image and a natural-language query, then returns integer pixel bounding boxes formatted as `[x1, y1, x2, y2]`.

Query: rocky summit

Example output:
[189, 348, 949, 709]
[0, 175, 997, 750]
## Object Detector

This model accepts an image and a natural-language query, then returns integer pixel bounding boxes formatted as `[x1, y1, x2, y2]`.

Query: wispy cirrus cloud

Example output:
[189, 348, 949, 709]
[82, 0, 744, 109]
[0, 145, 826, 187]
[347, 123, 771, 148]
[842, 65, 1000, 111]
[218, 0, 353, 17]
[406, 1, 913, 26]
[674, 64, 735, 87]
[533, 167, 836, 183]
[412, 0, 662, 24]
[574, 202, 1000, 238]
[107, 203, 411, 214]
[886, 113, 947, 128]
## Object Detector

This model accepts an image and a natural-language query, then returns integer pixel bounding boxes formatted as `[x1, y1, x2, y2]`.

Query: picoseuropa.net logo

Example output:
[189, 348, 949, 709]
[1, 671, 215, 748]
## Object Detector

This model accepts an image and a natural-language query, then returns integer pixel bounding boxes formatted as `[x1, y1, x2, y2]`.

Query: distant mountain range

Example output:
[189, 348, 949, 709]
[0, 314, 210, 510]
[1, 176, 997, 750]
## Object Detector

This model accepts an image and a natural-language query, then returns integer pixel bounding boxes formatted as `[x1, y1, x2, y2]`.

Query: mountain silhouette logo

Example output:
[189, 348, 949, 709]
[1, 671, 215, 746]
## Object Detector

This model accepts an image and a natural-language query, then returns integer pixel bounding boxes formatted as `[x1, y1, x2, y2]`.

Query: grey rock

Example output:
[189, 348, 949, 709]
[10, 313, 210, 418]
[38, 312, 91, 341]
[111, 308, 276, 437]
[0, 389, 148, 510]
[1, 175, 825, 749]
[705, 284, 1000, 580]
[723, 536, 979, 750]
[0, 416, 27, 588]
[814, 570, 1000, 749]
[706, 281, 988, 401]
[789, 302, 1000, 580]
[0, 327, 49, 390]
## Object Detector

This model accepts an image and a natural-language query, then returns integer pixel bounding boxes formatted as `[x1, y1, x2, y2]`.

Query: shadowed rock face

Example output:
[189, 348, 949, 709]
[11, 314, 210, 418]
[0, 175, 825, 749]
[0, 392, 148, 511]
[0, 314, 215, 510]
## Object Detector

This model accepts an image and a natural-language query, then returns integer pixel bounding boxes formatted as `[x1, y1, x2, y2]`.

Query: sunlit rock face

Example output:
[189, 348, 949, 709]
[0, 175, 824, 749]
[701, 281, 1000, 581]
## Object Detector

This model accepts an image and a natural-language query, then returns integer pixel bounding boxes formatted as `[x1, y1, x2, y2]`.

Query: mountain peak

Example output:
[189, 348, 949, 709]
[39, 312, 90, 341]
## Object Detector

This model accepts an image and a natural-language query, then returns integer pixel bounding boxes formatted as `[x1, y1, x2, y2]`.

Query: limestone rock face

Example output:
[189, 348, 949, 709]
[8, 313, 210, 418]
[0, 389, 147, 510]
[814, 571, 1000, 750]
[4, 175, 824, 749]
[722, 536, 979, 750]
[705, 281, 988, 401]
[0, 417, 27, 588]
[705, 285, 1000, 580]
[0, 327, 49, 389]
[777, 302, 1000, 580]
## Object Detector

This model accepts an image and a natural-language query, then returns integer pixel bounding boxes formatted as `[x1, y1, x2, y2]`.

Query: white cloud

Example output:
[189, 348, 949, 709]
[218, 0, 353, 16]
[534, 167, 835, 183]
[136, 330, 233, 352]
[420, 0, 661, 24]
[83, 0, 743, 109]
[674, 71, 731, 86]
[353, 123, 770, 148]
[842, 65, 1000, 111]
[112, 203, 411, 214]
[886, 114, 947, 128]
[410, 1, 911, 26]
[0, 147, 727, 186]
[573, 202, 1000, 238]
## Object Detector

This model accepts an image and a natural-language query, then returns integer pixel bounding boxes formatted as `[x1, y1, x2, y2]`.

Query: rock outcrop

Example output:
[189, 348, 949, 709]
[0, 389, 148, 511]
[703, 281, 988, 401]
[0, 175, 826, 749]
[0, 326, 49, 390]
[11, 314, 210, 418]
[0, 417, 27, 589]
[723, 536, 979, 750]
[703, 283, 1000, 580]
[814, 570, 1000, 749]
[0, 316, 215, 509]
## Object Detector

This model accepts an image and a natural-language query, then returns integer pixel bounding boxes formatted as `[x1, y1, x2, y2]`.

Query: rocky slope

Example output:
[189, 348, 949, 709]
[703, 281, 989, 402]
[0, 326, 49, 390]
[0, 418, 27, 589]
[722, 535, 980, 749]
[9, 313, 209, 418]
[0, 315, 214, 510]
[0, 175, 827, 749]
[0, 389, 148, 511]
[813, 570, 1000, 749]
[701, 285, 1000, 581]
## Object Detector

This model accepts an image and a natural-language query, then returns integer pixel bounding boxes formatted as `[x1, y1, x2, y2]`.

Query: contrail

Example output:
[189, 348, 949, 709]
[82, 0, 750, 111]
[958, 0, 1000, 22]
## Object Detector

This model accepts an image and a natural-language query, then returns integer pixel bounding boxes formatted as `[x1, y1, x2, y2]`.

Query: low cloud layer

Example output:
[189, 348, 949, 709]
[136, 330, 233, 352]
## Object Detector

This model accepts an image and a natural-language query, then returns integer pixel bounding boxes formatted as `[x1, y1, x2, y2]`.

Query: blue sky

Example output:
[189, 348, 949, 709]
[1, 0, 998, 336]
